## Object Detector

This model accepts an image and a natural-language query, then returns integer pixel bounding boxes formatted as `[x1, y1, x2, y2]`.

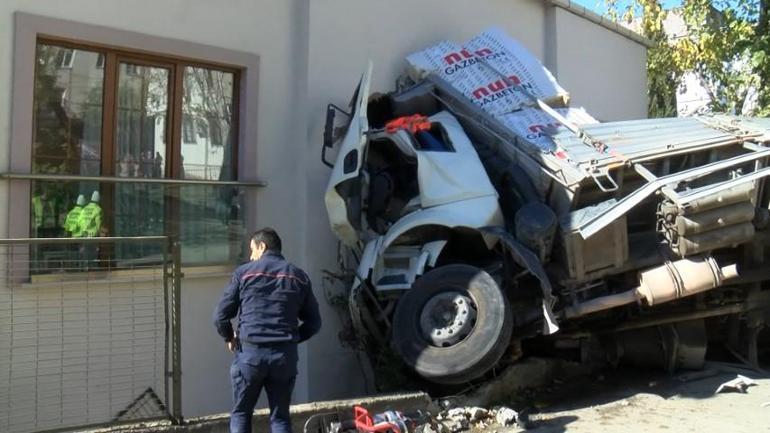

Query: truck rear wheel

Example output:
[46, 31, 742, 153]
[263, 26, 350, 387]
[391, 264, 512, 384]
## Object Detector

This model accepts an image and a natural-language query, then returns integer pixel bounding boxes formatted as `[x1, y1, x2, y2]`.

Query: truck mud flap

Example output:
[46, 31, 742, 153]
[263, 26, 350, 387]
[480, 226, 560, 334]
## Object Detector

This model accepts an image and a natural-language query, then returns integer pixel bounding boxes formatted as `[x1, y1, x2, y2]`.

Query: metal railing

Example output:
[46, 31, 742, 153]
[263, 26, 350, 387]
[0, 236, 182, 433]
[0, 172, 267, 187]
[1, 171, 258, 267]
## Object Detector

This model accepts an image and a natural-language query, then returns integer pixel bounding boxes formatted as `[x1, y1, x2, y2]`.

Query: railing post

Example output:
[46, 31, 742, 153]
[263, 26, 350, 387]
[170, 238, 184, 423]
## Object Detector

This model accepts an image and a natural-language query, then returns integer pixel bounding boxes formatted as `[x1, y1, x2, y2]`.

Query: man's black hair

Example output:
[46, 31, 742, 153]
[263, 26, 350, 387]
[251, 227, 282, 253]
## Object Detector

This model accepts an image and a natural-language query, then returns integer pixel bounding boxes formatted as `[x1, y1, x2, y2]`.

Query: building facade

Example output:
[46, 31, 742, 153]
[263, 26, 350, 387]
[0, 0, 649, 430]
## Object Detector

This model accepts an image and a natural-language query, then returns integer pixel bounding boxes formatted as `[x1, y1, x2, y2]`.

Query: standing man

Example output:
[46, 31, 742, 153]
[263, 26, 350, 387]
[79, 191, 103, 238]
[64, 194, 86, 237]
[213, 228, 322, 433]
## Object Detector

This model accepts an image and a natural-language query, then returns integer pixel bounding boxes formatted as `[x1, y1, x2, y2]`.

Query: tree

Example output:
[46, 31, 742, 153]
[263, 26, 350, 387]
[606, 0, 770, 117]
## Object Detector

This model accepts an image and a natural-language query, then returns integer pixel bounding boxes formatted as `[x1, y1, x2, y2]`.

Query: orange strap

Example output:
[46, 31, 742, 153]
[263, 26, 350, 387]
[385, 114, 431, 134]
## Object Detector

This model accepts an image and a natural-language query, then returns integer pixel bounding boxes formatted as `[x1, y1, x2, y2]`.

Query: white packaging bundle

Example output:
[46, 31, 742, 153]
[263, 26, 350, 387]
[465, 28, 569, 107]
[499, 107, 598, 153]
[406, 40, 466, 81]
[406, 39, 522, 116]
[406, 27, 569, 116]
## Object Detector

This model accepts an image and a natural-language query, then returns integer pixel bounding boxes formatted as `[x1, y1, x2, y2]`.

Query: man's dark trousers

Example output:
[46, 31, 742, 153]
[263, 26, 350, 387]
[230, 342, 297, 433]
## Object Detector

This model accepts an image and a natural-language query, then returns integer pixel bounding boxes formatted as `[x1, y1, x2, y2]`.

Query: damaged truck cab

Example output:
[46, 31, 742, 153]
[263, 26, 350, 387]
[323, 57, 770, 385]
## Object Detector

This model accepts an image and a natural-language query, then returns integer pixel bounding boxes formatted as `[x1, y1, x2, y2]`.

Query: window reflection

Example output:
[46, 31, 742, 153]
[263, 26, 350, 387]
[29, 181, 246, 272]
[113, 63, 169, 261]
[182, 67, 236, 181]
[116, 63, 169, 178]
[179, 185, 245, 264]
[33, 44, 103, 176]
[29, 42, 244, 269]
[30, 181, 103, 272]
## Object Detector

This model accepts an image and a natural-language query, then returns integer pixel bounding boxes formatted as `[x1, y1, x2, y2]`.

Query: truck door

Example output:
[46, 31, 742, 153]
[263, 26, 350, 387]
[324, 62, 373, 246]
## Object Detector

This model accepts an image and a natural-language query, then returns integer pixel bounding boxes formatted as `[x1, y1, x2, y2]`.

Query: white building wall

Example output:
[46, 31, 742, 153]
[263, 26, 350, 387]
[0, 0, 310, 418]
[551, 7, 648, 120]
[678, 72, 712, 116]
[0, 0, 649, 420]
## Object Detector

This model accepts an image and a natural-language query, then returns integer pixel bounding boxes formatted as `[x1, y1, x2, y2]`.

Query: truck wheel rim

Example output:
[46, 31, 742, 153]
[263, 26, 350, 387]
[419, 291, 477, 347]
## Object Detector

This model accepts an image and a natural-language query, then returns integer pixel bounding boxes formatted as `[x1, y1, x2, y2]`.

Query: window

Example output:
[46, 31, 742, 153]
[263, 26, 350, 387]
[197, 118, 208, 140]
[182, 66, 235, 177]
[125, 63, 139, 75]
[31, 40, 242, 267]
[33, 44, 103, 176]
[208, 116, 223, 146]
[182, 116, 196, 144]
[57, 48, 74, 68]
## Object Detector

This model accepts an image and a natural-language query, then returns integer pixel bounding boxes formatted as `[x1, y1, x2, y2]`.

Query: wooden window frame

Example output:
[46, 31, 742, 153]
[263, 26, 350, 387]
[31, 38, 243, 242]
[35, 37, 242, 182]
[10, 13, 259, 251]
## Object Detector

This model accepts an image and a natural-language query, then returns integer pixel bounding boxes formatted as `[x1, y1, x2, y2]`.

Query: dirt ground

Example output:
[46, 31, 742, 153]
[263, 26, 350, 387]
[504, 365, 770, 432]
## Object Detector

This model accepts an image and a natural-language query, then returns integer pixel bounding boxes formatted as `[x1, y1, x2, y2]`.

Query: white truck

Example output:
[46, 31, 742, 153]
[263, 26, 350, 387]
[322, 42, 770, 386]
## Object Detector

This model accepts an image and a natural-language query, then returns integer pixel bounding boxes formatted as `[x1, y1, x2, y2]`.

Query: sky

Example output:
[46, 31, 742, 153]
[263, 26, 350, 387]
[570, 0, 684, 16]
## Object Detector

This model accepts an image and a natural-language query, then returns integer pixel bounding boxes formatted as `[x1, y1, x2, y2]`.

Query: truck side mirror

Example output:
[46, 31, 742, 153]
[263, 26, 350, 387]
[322, 104, 351, 168]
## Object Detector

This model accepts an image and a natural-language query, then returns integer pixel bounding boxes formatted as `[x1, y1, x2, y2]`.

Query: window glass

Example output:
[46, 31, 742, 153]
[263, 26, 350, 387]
[113, 183, 165, 262]
[33, 44, 103, 175]
[181, 67, 235, 181]
[29, 42, 243, 268]
[115, 63, 169, 178]
[30, 180, 101, 272]
[182, 116, 196, 144]
[179, 185, 245, 265]
[113, 63, 169, 261]
[58, 49, 75, 68]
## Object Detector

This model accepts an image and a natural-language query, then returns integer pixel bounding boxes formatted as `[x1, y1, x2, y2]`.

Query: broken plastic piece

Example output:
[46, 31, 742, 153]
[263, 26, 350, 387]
[715, 374, 758, 394]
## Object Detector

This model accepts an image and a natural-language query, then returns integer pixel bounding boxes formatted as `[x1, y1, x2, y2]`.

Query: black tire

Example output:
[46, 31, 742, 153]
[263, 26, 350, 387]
[391, 264, 513, 385]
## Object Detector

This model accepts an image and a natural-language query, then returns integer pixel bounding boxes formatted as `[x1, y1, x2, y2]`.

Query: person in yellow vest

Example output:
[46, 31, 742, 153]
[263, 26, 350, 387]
[78, 191, 103, 238]
[78, 191, 103, 269]
[64, 194, 86, 237]
[31, 190, 57, 237]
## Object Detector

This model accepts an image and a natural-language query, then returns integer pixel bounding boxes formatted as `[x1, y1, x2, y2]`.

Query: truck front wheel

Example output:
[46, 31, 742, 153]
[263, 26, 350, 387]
[391, 264, 512, 384]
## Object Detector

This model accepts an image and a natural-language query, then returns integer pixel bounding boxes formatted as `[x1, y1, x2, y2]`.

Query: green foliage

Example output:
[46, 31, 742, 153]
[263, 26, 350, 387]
[607, 0, 770, 117]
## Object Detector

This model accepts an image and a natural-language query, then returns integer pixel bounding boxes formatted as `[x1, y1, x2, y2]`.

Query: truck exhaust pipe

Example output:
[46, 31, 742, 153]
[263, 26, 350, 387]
[637, 256, 738, 306]
[564, 256, 738, 319]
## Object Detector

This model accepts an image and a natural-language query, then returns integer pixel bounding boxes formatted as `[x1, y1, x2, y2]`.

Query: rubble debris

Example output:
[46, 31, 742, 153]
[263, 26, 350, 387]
[436, 407, 483, 432]
[433, 405, 531, 431]
[442, 408, 464, 419]
[494, 407, 518, 426]
[439, 418, 468, 433]
[441, 407, 489, 422]
[415, 424, 438, 433]
[467, 407, 488, 422]
[715, 375, 758, 394]
[435, 421, 451, 433]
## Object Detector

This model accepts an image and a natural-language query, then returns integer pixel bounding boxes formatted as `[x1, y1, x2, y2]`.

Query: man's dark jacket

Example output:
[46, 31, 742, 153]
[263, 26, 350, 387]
[213, 251, 321, 345]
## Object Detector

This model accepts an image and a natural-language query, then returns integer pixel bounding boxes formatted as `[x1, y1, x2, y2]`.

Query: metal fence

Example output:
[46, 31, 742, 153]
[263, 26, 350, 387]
[0, 236, 182, 433]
